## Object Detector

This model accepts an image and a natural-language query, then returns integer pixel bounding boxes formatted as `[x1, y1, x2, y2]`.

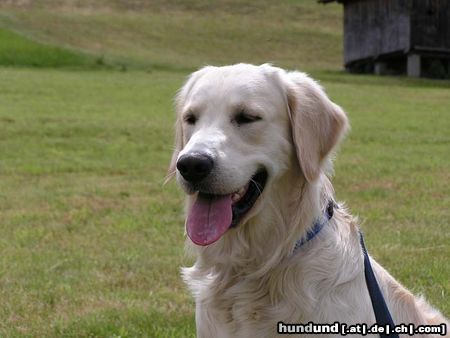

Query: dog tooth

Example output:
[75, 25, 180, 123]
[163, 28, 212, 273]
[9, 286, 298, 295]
[231, 183, 250, 204]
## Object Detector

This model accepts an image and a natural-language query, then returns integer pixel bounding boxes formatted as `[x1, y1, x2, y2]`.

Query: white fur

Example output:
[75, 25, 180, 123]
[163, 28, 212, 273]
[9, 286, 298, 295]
[169, 64, 448, 337]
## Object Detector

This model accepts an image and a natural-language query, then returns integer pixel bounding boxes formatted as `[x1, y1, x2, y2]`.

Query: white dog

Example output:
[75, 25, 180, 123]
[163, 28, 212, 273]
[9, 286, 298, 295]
[168, 64, 448, 337]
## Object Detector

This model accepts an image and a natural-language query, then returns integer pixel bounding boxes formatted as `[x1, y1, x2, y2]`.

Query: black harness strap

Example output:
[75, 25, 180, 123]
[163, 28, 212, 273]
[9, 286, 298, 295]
[359, 232, 399, 338]
[293, 200, 399, 338]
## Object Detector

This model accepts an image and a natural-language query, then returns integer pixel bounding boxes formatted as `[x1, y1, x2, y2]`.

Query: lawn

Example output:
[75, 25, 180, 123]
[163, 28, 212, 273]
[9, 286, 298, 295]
[0, 0, 342, 71]
[0, 67, 194, 337]
[0, 1, 448, 336]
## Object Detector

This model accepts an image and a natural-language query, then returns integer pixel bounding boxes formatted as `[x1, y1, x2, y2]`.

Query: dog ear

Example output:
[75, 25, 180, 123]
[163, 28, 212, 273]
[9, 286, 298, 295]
[286, 72, 349, 182]
[167, 66, 215, 178]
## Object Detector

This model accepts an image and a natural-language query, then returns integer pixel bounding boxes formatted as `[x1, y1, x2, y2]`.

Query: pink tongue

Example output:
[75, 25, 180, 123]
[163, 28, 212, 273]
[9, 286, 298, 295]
[186, 194, 233, 246]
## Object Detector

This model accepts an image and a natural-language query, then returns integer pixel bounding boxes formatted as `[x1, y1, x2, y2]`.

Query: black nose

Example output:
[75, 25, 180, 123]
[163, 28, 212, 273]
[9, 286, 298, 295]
[176, 153, 214, 182]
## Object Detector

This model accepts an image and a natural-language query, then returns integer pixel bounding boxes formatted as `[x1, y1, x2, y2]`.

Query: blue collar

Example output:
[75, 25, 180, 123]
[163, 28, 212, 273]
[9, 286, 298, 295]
[292, 200, 335, 253]
[291, 200, 398, 338]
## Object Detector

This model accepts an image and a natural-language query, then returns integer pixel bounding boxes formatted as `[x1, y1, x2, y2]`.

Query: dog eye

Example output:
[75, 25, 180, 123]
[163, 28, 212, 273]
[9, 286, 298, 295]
[234, 112, 262, 125]
[184, 113, 197, 125]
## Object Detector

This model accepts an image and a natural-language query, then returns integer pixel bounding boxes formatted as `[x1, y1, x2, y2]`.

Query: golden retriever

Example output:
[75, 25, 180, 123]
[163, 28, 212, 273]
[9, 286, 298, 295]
[168, 64, 448, 337]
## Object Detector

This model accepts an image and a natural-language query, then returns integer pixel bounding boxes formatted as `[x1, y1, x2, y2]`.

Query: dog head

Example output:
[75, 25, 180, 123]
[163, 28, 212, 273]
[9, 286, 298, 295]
[169, 64, 348, 247]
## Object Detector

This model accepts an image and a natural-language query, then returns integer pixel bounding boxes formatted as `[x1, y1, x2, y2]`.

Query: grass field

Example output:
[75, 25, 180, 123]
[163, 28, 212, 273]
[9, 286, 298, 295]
[0, 0, 342, 71]
[0, 1, 449, 336]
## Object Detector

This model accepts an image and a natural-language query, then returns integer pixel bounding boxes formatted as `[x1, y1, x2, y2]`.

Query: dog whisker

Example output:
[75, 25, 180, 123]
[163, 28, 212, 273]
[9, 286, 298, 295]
[249, 178, 263, 195]
[163, 170, 176, 185]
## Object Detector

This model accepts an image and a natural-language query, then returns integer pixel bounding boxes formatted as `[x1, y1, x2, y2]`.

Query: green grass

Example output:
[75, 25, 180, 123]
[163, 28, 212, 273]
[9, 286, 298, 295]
[0, 0, 342, 71]
[0, 27, 97, 68]
[0, 0, 448, 336]
[0, 67, 448, 337]
[0, 68, 195, 336]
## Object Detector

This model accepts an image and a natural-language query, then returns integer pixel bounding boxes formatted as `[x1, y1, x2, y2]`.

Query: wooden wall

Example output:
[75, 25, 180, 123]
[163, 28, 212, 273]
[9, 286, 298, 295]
[411, 0, 450, 52]
[343, 0, 412, 65]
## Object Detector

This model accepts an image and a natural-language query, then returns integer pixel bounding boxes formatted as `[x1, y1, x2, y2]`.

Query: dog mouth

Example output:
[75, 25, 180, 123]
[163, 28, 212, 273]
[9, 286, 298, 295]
[186, 169, 268, 246]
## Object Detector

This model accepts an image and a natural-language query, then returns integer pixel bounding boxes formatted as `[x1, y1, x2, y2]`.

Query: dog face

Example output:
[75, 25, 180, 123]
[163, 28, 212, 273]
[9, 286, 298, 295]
[169, 64, 348, 246]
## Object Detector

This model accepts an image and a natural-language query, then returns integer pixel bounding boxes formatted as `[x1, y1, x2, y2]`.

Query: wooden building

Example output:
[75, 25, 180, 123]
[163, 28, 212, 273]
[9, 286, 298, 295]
[320, 0, 450, 78]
